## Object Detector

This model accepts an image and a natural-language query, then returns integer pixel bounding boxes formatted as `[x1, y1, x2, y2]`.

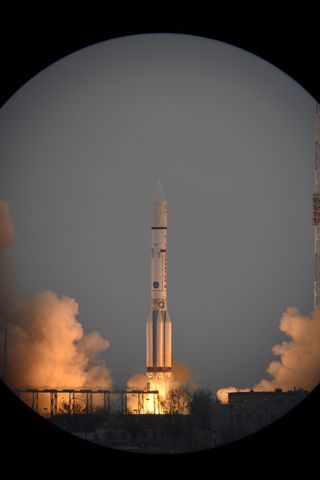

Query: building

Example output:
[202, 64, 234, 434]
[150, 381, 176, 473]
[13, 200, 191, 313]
[211, 388, 308, 447]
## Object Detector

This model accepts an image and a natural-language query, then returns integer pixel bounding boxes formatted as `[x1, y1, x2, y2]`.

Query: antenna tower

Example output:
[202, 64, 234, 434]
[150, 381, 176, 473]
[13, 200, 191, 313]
[312, 103, 320, 308]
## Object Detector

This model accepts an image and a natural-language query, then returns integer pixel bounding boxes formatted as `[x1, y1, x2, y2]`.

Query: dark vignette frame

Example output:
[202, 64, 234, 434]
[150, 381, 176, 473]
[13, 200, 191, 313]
[0, 22, 319, 472]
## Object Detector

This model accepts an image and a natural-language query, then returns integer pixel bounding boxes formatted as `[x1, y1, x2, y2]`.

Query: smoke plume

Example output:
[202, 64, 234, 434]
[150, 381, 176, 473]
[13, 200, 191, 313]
[127, 361, 196, 413]
[0, 202, 112, 389]
[215, 387, 251, 405]
[170, 361, 197, 390]
[127, 361, 196, 391]
[216, 307, 320, 403]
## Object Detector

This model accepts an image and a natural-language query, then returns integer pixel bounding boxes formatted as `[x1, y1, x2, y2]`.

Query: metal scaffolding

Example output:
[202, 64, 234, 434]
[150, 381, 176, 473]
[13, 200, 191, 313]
[103, 392, 111, 413]
[50, 391, 58, 416]
[138, 393, 144, 414]
[15, 387, 159, 416]
[31, 390, 38, 413]
[68, 391, 77, 414]
[313, 103, 320, 309]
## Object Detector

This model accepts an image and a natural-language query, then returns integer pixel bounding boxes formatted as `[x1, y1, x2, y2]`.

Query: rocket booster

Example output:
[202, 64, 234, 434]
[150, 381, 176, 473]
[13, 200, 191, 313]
[146, 182, 172, 379]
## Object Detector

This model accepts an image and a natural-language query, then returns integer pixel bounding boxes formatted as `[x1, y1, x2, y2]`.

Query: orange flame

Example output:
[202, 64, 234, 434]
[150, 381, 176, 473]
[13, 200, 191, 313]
[127, 362, 196, 414]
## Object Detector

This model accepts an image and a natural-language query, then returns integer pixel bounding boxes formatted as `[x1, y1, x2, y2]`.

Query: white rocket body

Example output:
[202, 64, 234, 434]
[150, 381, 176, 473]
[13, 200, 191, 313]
[146, 183, 172, 378]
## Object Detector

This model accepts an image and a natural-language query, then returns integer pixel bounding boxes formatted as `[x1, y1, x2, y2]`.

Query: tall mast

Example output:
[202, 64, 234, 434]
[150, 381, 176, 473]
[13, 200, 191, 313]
[312, 103, 320, 309]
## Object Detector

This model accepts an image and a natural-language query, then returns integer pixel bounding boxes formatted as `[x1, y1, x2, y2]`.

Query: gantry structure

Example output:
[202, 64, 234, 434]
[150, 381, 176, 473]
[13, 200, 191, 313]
[14, 387, 160, 416]
[312, 103, 320, 309]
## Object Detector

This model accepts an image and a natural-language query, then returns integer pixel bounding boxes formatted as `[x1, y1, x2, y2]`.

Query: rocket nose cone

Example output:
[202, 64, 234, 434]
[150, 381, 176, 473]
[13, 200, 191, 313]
[154, 180, 166, 201]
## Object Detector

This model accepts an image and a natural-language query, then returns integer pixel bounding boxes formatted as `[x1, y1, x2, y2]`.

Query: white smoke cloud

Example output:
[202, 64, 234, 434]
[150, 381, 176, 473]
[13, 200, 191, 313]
[0, 201, 112, 389]
[217, 307, 320, 403]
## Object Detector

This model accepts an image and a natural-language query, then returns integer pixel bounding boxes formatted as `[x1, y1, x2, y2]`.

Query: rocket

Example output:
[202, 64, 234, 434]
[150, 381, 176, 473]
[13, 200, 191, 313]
[146, 181, 172, 379]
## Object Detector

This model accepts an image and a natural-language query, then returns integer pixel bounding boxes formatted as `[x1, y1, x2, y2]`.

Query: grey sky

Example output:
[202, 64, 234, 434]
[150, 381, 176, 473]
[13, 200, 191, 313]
[0, 33, 315, 392]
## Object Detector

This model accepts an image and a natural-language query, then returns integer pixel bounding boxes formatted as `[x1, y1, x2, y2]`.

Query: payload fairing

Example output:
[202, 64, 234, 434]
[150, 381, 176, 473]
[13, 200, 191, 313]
[146, 182, 172, 379]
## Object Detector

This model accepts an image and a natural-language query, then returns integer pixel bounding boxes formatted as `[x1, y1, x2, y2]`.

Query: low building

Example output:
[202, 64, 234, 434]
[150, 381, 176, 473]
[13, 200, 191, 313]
[211, 388, 308, 446]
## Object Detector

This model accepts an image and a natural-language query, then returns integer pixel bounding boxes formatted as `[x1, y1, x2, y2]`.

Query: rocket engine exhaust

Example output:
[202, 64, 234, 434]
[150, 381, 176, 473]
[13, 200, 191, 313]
[146, 181, 172, 379]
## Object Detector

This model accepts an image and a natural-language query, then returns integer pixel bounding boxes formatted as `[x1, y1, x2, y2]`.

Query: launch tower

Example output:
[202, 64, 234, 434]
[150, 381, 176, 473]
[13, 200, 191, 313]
[312, 103, 320, 308]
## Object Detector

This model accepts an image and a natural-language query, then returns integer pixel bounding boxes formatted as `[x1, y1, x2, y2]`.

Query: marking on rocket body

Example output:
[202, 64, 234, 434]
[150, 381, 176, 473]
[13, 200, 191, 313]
[162, 253, 167, 289]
